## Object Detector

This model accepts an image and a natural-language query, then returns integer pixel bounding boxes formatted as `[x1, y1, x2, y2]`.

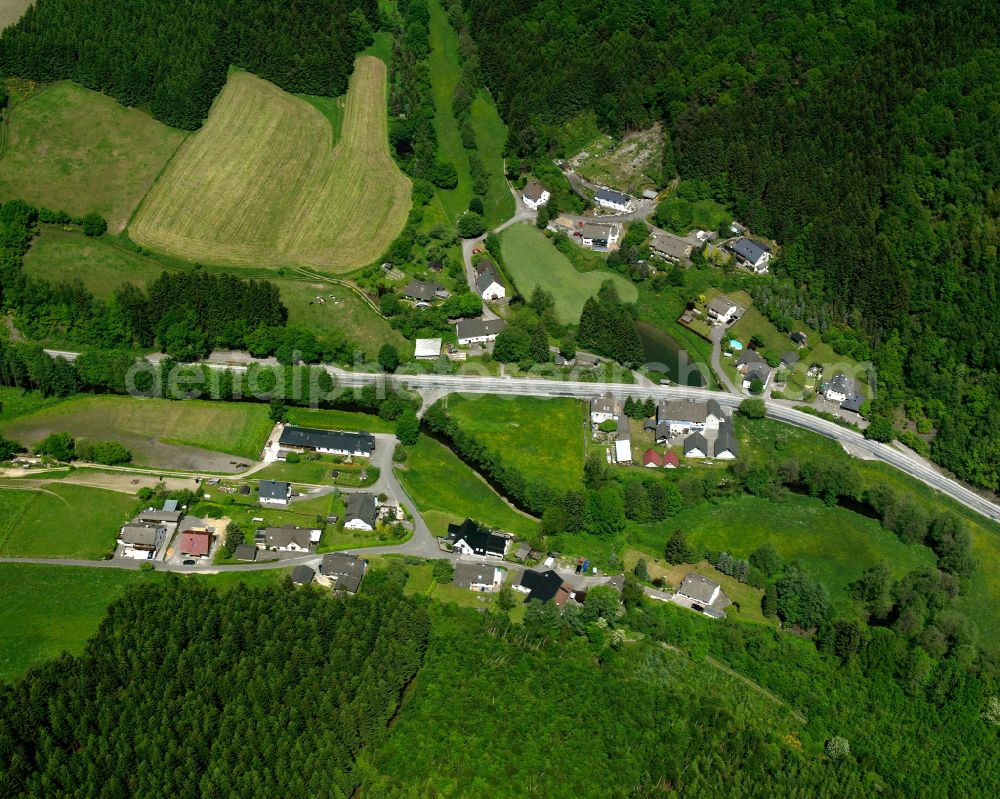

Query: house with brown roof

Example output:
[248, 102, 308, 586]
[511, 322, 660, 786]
[178, 530, 212, 558]
[521, 181, 550, 210]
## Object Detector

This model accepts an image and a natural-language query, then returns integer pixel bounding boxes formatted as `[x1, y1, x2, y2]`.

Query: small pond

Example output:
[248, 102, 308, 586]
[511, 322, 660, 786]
[636, 320, 705, 387]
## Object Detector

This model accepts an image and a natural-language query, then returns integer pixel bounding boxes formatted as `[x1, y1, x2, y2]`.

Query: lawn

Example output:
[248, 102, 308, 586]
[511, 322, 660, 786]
[572, 126, 664, 195]
[0, 482, 137, 559]
[0, 0, 31, 30]
[0, 81, 186, 233]
[285, 407, 396, 434]
[0, 564, 288, 683]
[3, 395, 273, 469]
[254, 458, 376, 487]
[470, 90, 514, 227]
[394, 434, 538, 539]
[445, 394, 586, 493]
[498, 223, 637, 323]
[654, 187, 731, 234]
[627, 494, 935, 611]
[427, 0, 472, 222]
[130, 57, 411, 273]
[22, 228, 405, 357]
[0, 387, 68, 424]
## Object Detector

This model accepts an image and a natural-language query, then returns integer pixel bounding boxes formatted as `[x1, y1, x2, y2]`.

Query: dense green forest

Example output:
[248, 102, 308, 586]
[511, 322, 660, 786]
[0, 577, 429, 798]
[466, 0, 1000, 492]
[0, 0, 379, 128]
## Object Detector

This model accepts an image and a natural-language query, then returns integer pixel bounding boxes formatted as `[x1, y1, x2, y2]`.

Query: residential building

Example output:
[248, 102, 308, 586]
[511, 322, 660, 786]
[594, 187, 635, 213]
[590, 392, 620, 424]
[456, 317, 506, 345]
[684, 431, 709, 458]
[135, 509, 182, 525]
[319, 552, 367, 592]
[742, 362, 771, 391]
[713, 421, 739, 460]
[260, 525, 317, 552]
[727, 238, 771, 273]
[642, 448, 662, 468]
[614, 416, 632, 464]
[474, 260, 505, 301]
[579, 222, 620, 251]
[656, 398, 725, 435]
[258, 480, 291, 507]
[447, 518, 509, 558]
[521, 180, 550, 210]
[825, 372, 851, 404]
[279, 427, 375, 458]
[707, 295, 742, 325]
[177, 530, 212, 558]
[344, 493, 378, 531]
[291, 565, 315, 585]
[117, 522, 169, 559]
[649, 231, 693, 263]
[779, 351, 800, 368]
[790, 331, 809, 347]
[677, 573, 725, 607]
[661, 451, 680, 469]
[403, 279, 442, 303]
[233, 544, 258, 562]
[840, 392, 865, 413]
[427, 259, 444, 273]
[514, 542, 532, 561]
[516, 569, 572, 605]
[414, 338, 442, 360]
[453, 562, 503, 592]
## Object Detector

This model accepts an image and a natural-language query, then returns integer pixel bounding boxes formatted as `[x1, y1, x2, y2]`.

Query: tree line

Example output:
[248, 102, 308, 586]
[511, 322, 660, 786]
[0, 0, 379, 129]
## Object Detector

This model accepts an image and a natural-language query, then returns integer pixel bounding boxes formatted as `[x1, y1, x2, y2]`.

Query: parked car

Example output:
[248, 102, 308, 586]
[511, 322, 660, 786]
[691, 603, 705, 613]
[182, 559, 196, 566]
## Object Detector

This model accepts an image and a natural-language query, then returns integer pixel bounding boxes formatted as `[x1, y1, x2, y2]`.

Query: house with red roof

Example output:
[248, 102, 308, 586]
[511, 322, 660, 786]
[642, 449, 662, 468]
[662, 451, 680, 469]
[178, 530, 212, 558]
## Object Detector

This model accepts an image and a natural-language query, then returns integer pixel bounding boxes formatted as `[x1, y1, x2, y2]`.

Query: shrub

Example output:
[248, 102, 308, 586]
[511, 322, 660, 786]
[75, 440, 132, 465]
[81, 212, 108, 237]
[432, 559, 454, 583]
[284, 452, 301, 463]
[738, 398, 766, 419]
[33, 432, 75, 462]
[457, 212, 486, 238]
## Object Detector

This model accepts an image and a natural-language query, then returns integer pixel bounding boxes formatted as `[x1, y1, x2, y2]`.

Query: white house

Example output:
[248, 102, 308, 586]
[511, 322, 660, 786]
[590, 392, 619, 424]
[727, 238, 771, 273]
[614, 437, 632, 464]
[825, 372, 851, 404]
[278, 427, 374, 457]
[344, 493, 378, 531]
[456, 317, 506, 345]
[454, 562, 503, 592]
[474, 260, 505, 300]
[707, 295, 742, 325]
[447, 519, 509, 558]
[258, 480, 291, 507]
[594, 187, 635, 213]
[260, 525, 318, 552]
[657, 399, 725, 436]
[414, 338, 442, 360]
[579, 222, 620, 250]
[677, 573, 722, 606]
[521, 181, 550, 210]
[683, 432, 708, 458]
[713, 422, 739, 460]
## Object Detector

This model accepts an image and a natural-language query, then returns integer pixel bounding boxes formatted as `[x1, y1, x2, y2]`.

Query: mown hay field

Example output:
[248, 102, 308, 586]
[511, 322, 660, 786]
[0, 81, 186, 232]
[130, 56, 411, 273]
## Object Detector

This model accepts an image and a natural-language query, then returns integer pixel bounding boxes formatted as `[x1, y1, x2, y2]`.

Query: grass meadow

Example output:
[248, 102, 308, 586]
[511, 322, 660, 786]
[3, 395, 273, 468]
[0, 0, 31, 30]
[284, 407, 397, 434]
[0, 81, 186, 232]
[470, 90, 514, 227]
[0, 564, 288, 683]
[130, 57, 411, 272]
[394, 434, 538, 539]
[498, 224, 637, 323]
[0, 482, 137, 559]
[445, 394, 586, 492]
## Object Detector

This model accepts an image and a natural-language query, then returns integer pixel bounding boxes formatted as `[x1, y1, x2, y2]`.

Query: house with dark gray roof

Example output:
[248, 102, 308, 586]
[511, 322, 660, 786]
[234, 544, 258, 562]
[840, 392, 865, 413]
[579, 222, 620, 250]
[825, 372, 851, 403]
[516, 569, 572, 605]
[454, 562, 503, 592]
[344, 493, 378, 532]
[649, 231, 693, 263]
[403, 279, 442, 303]
[260, 525, 318, 552]
[683, 431, 709, 458]
[707, 295, 743, 324]
[779, 351, 800, 367]
[447, 519, 509, 558]
[117, 522, 169, 559]
[456, 317, 506, 345]
[279, 426, 374, 457]
[713, 421, 739, 460]
[291, 565, 315, 585]
[727, 238, 771, 272]
[258, 480, 290, 507]
[676, 573, 727, 608]
[590, 392, 619, 424]
[320, 553, 367, 592]
[594, 187, 635, 213]
[474, 260, 505, 300]
[656, 398, 725, 435]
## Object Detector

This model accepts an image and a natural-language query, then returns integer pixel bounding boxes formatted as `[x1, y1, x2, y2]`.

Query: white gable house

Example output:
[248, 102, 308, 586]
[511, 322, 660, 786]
[594, 187, 635, 213]
[590, 393, 619, 424]
[521, 181, 550, 210]
[474, 260, 505, 301]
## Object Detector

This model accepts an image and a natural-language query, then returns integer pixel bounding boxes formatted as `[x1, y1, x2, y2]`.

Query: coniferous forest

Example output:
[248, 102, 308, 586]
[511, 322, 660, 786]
[468, 0, 1000, 492]
[0, 0, 380, 128]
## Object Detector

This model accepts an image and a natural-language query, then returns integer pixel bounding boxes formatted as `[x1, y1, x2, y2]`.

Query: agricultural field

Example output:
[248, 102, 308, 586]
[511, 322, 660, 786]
[426, 0, 472, 221]
[470, 90, 514, 227]
[0, 0, 31, 30]
[0, 482, 137, 559]
[498, 223, 637, 323]
[22, 229, 405, 356]
[130, 57, 411, 272]
[0, 81, 186, 233]
[0, 564, 287, 683]
[571, 126, 665, 195]
[3, 395, 273, 470]
[445, 394, 586, 492]
[394, 434, 538, 539]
